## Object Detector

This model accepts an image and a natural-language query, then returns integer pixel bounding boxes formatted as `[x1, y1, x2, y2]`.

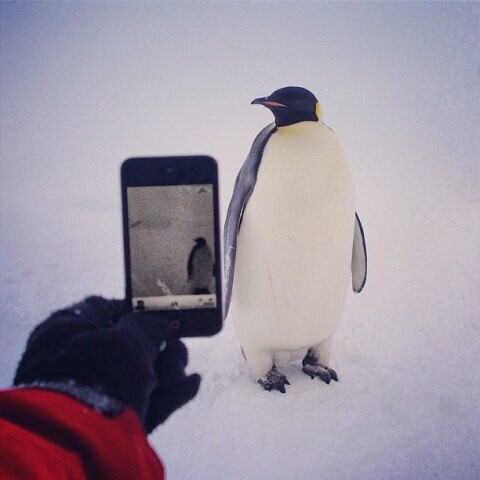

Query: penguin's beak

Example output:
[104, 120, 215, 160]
[251, 97, 287, 108]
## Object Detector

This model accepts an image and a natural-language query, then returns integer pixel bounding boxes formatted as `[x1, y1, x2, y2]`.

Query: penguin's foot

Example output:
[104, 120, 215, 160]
[258, 365, 290, 393]
[302, 353, 338, 384]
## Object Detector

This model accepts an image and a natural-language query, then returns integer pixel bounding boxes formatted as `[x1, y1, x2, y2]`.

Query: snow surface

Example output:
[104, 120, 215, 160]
[1, 2, 478, 479]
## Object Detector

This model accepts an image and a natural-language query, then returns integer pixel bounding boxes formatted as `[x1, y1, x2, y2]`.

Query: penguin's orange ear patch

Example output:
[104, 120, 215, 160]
[315, 102, 321, 119]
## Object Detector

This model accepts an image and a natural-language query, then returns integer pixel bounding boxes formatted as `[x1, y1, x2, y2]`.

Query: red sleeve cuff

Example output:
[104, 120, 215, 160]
[0, 388, 164, 479]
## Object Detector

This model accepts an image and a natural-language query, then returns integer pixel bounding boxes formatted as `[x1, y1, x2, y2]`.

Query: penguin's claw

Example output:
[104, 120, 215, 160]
[302, 364, 338, 384]
[328, 368, 339, 382]
[302, 354, 338, 384]
[258, 365, 290, 393]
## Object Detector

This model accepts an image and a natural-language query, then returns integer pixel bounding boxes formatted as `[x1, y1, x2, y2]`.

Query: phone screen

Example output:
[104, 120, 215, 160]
[127, 183, 217, 311]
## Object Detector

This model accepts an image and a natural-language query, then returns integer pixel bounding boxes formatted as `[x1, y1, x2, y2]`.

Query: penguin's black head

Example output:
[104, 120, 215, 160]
[251, 86, 320, 127]
[194, 237, 206, 246]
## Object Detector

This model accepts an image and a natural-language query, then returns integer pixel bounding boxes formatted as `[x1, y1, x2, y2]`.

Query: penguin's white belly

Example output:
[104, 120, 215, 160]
[231, 123, 355, 354]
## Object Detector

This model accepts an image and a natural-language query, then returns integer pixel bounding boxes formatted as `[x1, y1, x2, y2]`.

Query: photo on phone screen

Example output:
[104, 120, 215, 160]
[127, 184, 217, 311]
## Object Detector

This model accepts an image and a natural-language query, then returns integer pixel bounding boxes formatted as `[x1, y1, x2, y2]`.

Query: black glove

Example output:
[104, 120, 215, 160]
[14, 296, 201, 433]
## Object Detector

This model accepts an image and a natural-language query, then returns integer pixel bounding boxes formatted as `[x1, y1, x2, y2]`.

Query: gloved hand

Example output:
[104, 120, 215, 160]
[14, 296, 201, 433]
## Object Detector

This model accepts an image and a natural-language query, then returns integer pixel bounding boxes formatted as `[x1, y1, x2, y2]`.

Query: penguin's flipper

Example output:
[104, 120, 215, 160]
[223, 123, 277, 317]
[187, 245, 196, 280]
[351, 213, 367, 293]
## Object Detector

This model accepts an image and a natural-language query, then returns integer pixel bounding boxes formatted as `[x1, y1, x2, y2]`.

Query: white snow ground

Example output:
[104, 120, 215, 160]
[1, 3, 478, 479]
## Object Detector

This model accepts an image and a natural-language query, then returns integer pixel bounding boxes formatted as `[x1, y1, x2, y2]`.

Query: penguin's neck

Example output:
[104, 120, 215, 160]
[277, 118, 324, 130]
[276, 120, 322, 134]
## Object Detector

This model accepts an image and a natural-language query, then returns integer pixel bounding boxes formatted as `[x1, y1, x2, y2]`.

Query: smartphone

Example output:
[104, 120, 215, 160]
[121, 156, 222, 337]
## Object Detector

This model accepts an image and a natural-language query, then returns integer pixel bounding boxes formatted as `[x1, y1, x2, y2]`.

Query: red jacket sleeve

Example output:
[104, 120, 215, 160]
[0, 388, 165, 479]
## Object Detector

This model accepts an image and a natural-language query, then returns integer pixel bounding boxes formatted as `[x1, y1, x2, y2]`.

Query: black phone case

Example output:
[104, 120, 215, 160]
[121, 156, 222, 337]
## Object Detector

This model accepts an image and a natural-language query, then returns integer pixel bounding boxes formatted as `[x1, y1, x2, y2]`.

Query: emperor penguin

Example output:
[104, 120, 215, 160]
[224, 86, 367, 393]
[187, 237, 214, 294]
